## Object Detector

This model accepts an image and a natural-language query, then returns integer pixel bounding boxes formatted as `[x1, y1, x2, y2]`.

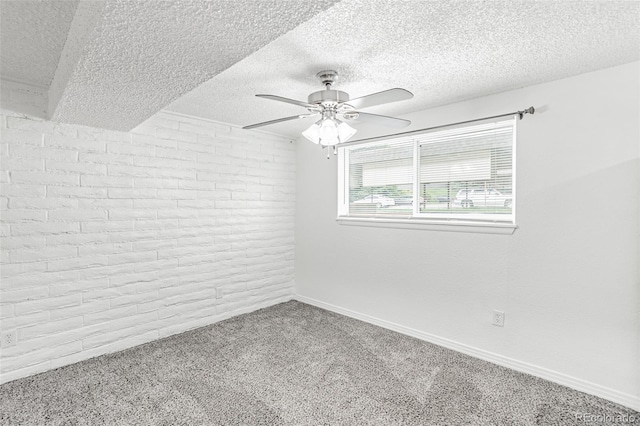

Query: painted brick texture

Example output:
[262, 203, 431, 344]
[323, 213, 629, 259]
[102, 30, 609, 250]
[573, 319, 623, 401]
[0, 93, 296, 383]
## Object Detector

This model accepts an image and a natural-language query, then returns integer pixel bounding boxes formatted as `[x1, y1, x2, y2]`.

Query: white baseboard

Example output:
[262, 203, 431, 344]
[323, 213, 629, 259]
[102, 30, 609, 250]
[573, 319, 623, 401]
[294, 295, 640, 411]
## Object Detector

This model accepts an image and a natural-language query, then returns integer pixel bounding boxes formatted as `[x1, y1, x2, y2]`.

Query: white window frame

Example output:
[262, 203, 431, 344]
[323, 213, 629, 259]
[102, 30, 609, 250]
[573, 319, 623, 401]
[336, 119, 517, 234]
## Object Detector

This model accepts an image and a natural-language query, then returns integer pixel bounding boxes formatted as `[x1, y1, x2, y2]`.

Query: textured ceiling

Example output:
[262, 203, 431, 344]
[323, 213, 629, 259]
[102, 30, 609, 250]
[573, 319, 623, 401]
[166, 0, 640, 138]
[0, 0, 638, 134]
[0, 0, 79, 87]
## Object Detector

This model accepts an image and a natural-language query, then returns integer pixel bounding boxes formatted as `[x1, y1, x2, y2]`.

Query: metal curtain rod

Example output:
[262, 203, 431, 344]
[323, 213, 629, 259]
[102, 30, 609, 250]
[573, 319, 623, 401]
[341, 106, 535, 147]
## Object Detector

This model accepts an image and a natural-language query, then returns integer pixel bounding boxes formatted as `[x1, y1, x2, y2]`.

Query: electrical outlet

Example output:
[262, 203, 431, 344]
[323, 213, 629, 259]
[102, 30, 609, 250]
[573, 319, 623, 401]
[1, 330, 17, 348]
[216, 287, 224, 299]
[492, 310, 505, 327]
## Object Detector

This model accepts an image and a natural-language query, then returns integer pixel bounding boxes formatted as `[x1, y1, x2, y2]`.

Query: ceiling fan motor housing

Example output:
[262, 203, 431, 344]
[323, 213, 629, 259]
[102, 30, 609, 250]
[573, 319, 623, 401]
[308, 90, 350, 106]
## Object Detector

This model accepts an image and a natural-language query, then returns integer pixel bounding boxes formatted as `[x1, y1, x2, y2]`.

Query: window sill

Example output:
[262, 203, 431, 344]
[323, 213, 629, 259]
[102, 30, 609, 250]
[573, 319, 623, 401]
[336, 216, 517, 234]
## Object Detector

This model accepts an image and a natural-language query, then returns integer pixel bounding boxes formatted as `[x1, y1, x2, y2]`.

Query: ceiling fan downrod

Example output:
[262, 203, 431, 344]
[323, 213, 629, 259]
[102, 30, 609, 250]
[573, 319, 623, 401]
[316, 70, 338, 90]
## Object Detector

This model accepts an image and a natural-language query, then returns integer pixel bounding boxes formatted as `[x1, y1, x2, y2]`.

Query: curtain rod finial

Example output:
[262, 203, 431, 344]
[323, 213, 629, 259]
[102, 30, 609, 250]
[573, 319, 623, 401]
[518, 107, 535, 120]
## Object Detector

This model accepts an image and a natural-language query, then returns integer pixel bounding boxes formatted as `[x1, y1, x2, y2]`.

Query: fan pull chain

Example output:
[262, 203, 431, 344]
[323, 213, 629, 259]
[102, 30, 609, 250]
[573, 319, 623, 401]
[324, 146, 339, 159]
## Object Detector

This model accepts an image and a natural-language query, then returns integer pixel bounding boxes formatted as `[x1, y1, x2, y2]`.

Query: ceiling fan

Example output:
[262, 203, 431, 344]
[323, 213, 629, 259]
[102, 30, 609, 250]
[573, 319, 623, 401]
[243, 70, 413, 152]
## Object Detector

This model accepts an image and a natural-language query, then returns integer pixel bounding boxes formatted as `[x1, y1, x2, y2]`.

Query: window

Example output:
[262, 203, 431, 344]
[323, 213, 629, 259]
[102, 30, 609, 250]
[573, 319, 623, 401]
[337, 119, 516, 232]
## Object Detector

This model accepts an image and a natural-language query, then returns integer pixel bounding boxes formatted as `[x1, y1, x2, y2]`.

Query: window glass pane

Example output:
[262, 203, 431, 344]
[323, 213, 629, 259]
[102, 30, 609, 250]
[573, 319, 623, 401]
[418, 126, 513, 215]
[348, 141, 414, 216]
[339, 119, 515, 224]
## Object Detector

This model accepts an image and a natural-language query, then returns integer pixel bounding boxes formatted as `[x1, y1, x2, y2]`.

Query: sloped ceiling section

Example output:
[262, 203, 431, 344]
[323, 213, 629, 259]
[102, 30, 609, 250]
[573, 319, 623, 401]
[50, 0, 339, 130]
[0, 0, 79, 88]
[1, 0, 339, 131]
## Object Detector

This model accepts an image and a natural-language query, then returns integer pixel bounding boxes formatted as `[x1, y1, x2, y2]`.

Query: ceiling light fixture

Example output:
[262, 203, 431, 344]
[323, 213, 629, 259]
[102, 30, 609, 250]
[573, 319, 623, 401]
[243, 70, 413, 158]
[301, 111, 357, 147]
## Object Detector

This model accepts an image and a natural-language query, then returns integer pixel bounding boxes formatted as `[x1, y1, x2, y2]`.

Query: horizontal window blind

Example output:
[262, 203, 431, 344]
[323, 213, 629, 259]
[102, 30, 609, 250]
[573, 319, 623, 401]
[339, 119, 515, 223]
[347, 141, 414, 217]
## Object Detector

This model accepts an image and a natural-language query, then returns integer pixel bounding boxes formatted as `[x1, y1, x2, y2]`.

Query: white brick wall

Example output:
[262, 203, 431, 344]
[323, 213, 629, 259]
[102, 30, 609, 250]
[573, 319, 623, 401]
[0, 83, 296, 383]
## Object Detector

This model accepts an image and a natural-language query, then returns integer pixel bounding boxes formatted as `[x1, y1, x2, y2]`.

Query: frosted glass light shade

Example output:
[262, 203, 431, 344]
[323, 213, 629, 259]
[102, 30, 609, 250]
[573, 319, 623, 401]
[336, 121, 357, 144]
[302, 118, 357, 146]
[301, 122, 321, 144]
[319, 119, 340, 145]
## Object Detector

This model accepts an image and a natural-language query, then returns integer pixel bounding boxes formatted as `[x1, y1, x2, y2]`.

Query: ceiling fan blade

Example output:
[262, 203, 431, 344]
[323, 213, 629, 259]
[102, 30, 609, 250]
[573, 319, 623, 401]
[347, 112, 411, 129]
[243, 115, 305, 130]
[347, 88, 413, 110]
[256, 94, 314, 108]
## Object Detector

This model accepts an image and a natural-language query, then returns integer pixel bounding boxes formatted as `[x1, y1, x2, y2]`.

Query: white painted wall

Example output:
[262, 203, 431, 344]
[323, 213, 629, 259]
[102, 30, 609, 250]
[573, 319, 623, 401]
[0, 80, 296, 383]
[296, 62, 639, 407]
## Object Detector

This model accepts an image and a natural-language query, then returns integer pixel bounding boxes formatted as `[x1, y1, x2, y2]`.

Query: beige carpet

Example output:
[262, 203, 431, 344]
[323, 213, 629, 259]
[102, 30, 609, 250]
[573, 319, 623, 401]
[0, 301, 638, 425]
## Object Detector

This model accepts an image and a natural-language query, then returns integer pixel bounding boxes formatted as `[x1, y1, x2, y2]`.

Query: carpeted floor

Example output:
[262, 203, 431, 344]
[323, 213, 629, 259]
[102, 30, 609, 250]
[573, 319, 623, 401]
[0, 301, 637, 425]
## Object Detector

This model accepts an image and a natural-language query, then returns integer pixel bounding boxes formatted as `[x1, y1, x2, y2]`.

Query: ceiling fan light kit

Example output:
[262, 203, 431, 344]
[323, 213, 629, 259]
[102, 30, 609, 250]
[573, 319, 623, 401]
[301, 116, 357, 147]
[243, 70, 414, 156]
